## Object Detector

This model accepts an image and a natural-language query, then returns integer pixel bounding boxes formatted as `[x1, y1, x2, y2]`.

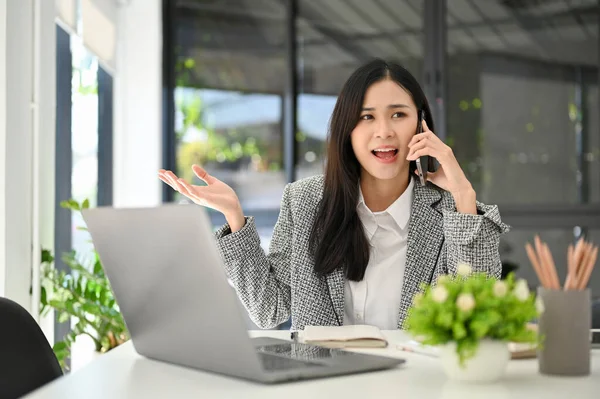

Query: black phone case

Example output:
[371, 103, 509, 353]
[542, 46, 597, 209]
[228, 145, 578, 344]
[415, 110, 437, 186]
[416, 110, 429, 185]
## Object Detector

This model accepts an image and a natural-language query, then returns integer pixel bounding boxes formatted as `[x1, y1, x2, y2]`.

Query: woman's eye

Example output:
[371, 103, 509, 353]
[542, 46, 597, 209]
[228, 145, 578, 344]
[392, 112, 407, 118]
[360, 114, 373, 120]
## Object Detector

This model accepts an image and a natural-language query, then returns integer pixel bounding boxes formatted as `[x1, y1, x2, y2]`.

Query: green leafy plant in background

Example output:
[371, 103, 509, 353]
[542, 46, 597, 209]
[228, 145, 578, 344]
[40, 199, 128, 370]
[174, 55, 284, 180]
[405, 264, 543, 367]
[175, 92, 277, 182]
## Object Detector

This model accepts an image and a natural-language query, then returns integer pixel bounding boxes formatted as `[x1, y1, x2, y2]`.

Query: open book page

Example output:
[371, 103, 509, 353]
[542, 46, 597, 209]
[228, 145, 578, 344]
[300, 325, 388, 348]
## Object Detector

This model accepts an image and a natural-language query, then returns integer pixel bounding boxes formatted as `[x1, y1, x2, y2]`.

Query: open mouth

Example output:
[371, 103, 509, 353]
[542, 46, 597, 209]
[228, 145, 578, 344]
[371, 148, 399, 161]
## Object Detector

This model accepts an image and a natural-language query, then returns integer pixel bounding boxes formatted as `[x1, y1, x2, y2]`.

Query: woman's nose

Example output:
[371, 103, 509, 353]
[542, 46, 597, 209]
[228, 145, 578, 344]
[375, 120, 394, 139]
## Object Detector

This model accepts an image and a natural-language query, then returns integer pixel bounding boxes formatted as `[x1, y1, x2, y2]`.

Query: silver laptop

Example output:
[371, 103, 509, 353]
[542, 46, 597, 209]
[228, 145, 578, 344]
[82, 204, 404, 383]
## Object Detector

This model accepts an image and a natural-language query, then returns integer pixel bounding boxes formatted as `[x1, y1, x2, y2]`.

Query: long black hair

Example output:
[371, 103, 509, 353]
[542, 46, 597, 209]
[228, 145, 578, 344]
[309, 58, 435, 282]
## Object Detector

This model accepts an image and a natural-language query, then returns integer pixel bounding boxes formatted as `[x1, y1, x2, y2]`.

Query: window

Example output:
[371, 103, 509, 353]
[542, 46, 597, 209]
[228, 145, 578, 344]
[446, 0, 598, 205]
[163, 0, 600, 298]
[444, 0, 600, 294]
[296, 0, 424, 178]
[71, 40, 100, 261]
[170, 0, 287, 244]
[54, 24, 114, 370]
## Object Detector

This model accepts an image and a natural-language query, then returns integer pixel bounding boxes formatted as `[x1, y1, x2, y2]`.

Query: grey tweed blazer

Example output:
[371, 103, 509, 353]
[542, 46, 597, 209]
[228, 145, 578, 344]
[215, 175, 510, 331]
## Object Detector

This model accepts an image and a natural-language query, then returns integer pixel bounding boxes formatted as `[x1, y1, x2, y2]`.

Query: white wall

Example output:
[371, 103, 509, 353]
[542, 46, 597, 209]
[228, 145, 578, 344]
[0, 0, 7, 303]
[37, 0, 57, 337]
[38, 0, 57, 273]
[113, 0, 162, 207]
[1, 0, 34, 311]
[0, 0, 56, 324]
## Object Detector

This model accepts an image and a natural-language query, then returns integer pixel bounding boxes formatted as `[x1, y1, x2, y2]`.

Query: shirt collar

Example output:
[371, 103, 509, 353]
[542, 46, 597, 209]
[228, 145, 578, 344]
[357, 177, 415, 237]
[386, 177, 414, 230]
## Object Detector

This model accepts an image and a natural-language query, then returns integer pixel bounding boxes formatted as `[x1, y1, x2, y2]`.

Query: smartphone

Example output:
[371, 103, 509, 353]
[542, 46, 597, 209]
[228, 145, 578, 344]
[415, 110, 428, 186]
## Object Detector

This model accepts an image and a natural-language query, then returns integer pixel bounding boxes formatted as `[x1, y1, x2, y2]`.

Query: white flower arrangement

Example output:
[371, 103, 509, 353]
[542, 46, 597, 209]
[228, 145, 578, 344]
[405, 265, 543, 366]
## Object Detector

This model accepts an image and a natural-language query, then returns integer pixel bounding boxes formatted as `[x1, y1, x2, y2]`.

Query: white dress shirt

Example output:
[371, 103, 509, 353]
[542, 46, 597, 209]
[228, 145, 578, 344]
[343, 178, 414, 330]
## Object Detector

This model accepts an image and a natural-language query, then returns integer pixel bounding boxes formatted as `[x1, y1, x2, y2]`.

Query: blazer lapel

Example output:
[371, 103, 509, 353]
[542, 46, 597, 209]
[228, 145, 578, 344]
[312, 184, 344, 326]
[326, 268, 345, 326]
[397, 181, 444, 328]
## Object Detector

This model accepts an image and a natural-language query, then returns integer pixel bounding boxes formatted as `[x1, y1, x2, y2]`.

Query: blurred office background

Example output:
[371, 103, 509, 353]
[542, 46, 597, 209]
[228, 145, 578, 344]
[1, 0, 599, 370]
[164, 0, 600, 291]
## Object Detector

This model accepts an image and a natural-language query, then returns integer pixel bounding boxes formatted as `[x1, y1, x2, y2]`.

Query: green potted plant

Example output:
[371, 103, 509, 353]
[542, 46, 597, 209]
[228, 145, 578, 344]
[40, 199, 128, 370]
[405, 263, 543, 382]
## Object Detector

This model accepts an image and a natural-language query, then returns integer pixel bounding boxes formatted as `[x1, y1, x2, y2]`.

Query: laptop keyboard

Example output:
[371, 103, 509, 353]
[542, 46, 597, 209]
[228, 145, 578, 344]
[258, 353, 324, 371]
[256, 342, 354, 371]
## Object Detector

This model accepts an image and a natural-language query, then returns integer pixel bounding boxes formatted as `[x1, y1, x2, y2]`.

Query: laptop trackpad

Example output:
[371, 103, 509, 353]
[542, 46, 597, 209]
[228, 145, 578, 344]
[252, 337, 356, 362]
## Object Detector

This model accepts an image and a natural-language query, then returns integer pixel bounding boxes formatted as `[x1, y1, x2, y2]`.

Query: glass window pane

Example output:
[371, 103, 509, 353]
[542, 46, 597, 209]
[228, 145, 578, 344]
[296, 0, 424, 176]
[446, 0, 599, 205]
[71, 44, 99, 264]
[69, 37, 101, 371]
[173, 0, 286, 234]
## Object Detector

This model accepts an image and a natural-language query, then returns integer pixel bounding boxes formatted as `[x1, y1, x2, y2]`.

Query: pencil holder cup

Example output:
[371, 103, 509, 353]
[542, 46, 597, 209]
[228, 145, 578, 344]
[537, 287, 591, 376]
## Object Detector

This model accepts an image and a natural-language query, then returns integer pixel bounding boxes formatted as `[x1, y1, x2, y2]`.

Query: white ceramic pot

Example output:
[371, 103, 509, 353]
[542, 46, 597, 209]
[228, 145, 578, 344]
[440, 339, 510, 383]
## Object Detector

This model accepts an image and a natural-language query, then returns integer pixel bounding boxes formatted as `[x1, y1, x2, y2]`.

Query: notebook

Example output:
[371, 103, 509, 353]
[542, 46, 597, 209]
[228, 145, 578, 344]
[508, 323, 538, 359]
[299, 325, 388, 348]
[298, 324, 536, 357]
[508, 342, 537, 359]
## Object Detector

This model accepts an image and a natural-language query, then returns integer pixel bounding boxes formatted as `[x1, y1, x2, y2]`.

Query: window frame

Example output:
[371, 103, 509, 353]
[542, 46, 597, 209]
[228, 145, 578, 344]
[161, 0, 600, 237]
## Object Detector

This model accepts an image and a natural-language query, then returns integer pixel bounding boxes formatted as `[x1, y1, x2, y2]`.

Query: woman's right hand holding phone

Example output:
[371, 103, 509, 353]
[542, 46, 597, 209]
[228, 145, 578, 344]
[158, 164, 246, 232]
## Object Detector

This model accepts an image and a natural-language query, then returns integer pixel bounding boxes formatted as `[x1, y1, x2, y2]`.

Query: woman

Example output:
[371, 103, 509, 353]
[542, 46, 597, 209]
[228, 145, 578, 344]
[159, 59, 509, 331]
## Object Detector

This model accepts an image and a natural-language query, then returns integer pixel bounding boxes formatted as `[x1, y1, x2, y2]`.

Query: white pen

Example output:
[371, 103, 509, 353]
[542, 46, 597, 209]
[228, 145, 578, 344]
[395, 342, 439, 358]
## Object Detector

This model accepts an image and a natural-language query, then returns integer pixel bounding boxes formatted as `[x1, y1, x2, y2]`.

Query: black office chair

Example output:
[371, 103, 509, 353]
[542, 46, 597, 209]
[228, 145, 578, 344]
[0, 297, 63, 399]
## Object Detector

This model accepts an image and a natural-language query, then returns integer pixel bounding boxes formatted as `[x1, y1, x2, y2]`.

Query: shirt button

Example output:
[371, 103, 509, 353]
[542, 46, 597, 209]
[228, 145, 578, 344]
[355, 313, 362, 321]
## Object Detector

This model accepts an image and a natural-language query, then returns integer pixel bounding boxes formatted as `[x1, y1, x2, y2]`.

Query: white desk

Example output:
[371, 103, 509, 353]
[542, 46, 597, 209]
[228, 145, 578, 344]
[24, 330, 600, 399]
